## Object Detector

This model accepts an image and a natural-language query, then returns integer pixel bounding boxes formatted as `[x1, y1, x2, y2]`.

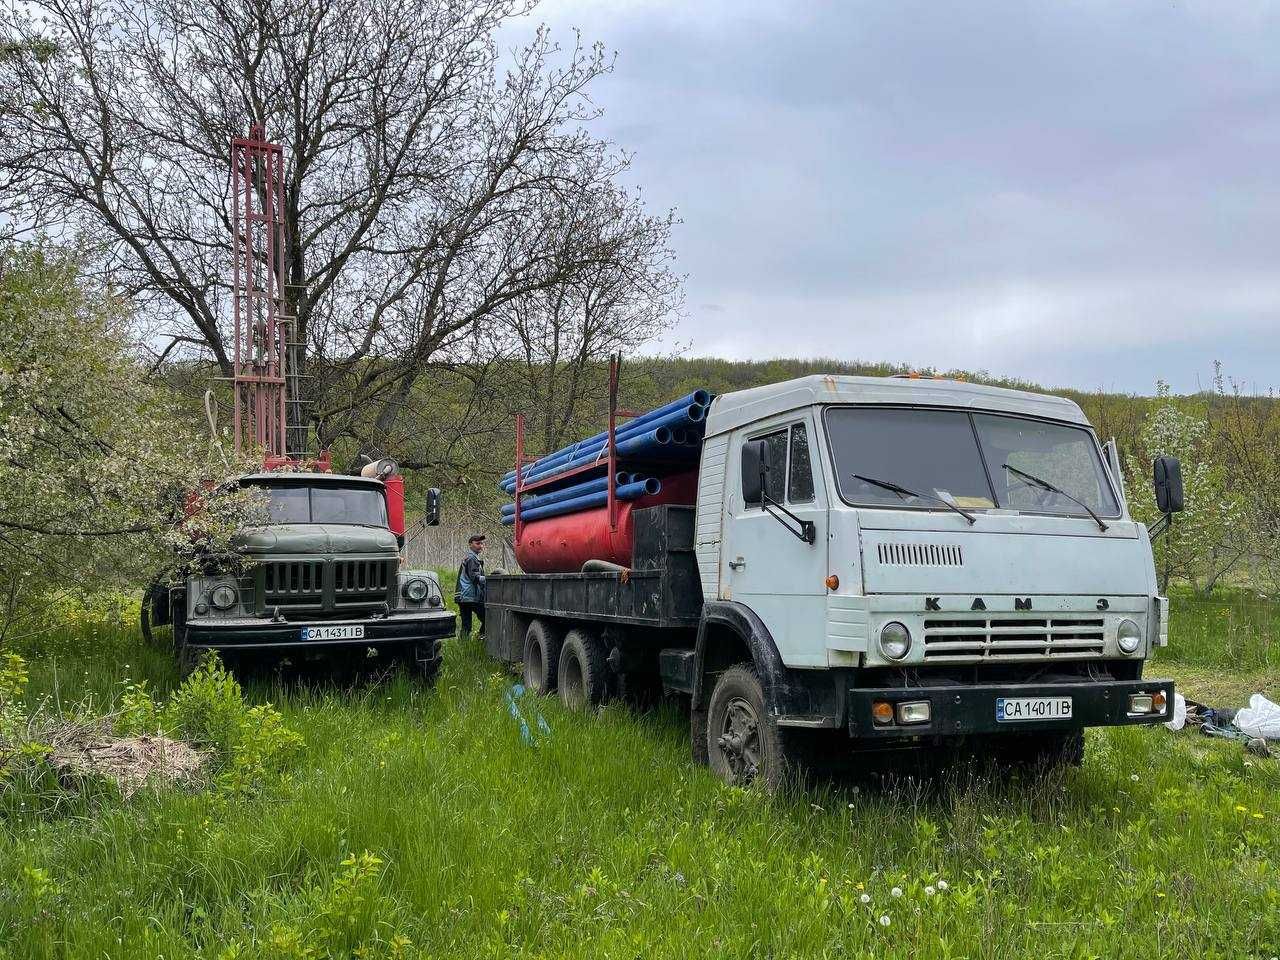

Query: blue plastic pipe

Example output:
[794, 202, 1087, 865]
[499, 477, 660, 526]
[501, 404, 702, 488]
[501, 390, 711, 485]
[500, 473, 630, 517]
[501, 404, 706, 492]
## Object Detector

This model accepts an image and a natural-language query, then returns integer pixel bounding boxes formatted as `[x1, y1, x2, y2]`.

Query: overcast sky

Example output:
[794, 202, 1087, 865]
[511, 0, 1279, 395]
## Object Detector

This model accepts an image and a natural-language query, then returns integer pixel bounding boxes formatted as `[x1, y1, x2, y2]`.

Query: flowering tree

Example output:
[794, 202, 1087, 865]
[1125, 383, 1249, 595]
[0, 244, 258, 639]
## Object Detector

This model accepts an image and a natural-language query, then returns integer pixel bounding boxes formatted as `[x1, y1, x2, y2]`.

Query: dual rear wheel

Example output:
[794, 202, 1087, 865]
[521, 619, 610, 711]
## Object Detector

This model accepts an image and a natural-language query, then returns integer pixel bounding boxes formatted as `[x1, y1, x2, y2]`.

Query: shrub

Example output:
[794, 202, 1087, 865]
[160, 653, 303, 794]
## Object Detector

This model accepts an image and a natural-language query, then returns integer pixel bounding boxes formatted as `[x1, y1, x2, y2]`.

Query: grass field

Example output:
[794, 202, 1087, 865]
[1, 587, 1278, 959]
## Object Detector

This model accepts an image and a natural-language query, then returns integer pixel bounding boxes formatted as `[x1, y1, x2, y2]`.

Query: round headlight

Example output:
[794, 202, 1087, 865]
[879, 621, 912, 661]
[1117, 618, 1142, 654]
[209, 583, 239, 611]
[402, 578, 429, 603]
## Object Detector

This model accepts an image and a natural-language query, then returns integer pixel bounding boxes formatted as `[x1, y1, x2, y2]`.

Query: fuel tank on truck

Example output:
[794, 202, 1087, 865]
[515, 471, 698, 572]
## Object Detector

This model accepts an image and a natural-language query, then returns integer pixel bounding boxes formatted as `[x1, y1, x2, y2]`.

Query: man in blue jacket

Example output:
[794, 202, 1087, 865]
[456, 534, 487, 640]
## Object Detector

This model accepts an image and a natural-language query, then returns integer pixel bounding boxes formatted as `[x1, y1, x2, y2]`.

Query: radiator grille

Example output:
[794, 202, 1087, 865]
[262, 561, 324, 606]
[922, 616, 1105, 662]
[260, 558, 394, 612]
[333, 559, 393, 606]
[876, 542, 963, 567]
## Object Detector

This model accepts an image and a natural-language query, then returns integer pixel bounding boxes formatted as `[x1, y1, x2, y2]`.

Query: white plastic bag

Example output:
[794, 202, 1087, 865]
[1235, 694, 1280, 740]
[1163, 692, 1187, 732]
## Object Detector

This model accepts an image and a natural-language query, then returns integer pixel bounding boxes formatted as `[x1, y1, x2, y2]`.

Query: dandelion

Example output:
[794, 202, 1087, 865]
[1130, 774, 1139, 782]
[860, 893, 871, 904]
[891, 887, 902, 898]
[1252, 813, 1265, 820]
[937, 880, 949, 891]
[1235, 804, 1248, 813]
[879, 915, 891, 927]
[925, 885, 936, 896]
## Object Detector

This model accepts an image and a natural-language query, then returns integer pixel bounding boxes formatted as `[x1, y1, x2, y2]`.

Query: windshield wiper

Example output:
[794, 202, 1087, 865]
[1002, 464, 1108, 532]
[852, 474, 977, 525]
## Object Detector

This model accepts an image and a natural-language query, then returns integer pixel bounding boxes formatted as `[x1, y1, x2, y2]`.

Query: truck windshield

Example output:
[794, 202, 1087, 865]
[825, 407, 1119, 519]
[248, 483, 389, 527]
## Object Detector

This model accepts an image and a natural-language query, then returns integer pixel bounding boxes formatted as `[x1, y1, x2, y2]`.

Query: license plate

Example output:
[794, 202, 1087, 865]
[300, 624, 365, 642]
[997, 696, 1072, 722]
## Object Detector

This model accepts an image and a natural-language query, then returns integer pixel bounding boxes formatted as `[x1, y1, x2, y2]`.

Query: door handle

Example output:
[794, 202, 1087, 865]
[728, 557, 746, 570]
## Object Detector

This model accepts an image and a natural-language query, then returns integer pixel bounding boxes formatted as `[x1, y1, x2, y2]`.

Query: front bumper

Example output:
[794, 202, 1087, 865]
[848, 678, 1174, 738]
[186, 611, 456, 654]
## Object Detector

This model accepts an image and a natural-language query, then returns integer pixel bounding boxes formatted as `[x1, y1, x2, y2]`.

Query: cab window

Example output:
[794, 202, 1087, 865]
[788, 423, 814, 503]
[742, 423, 815, 506]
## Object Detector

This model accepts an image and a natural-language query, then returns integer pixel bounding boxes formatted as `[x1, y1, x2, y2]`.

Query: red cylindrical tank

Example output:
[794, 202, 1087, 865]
[515, 470, 698, 572]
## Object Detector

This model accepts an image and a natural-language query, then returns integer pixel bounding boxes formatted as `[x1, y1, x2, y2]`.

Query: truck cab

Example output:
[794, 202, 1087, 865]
[690, 375, 1176, 781]
[153, 472, 454, 678]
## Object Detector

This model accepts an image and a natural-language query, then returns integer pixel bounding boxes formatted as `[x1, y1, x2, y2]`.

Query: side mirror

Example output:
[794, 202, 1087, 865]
[741, 439, 769, 506]
[424, 487, 442, 526]
[1152, 457, 1184, 514]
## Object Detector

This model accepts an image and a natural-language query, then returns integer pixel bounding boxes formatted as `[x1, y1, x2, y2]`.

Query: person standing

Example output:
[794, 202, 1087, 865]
[456, 534, 487, 639]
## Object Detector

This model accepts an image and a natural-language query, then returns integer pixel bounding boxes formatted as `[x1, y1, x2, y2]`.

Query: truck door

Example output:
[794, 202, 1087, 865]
[722, 416, 829, 668]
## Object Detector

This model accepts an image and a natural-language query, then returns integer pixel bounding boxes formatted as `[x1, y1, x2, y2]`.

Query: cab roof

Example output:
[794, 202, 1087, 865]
[704, 375, 1090, 438]
[239, 471, 385, 487]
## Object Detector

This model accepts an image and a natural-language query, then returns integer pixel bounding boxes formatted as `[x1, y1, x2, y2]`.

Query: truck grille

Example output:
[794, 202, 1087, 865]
[922, 616, 1105, 662]
[333, 559, 392, 607]
[259, 559, 394, 613]
[263, 561, 324, 607]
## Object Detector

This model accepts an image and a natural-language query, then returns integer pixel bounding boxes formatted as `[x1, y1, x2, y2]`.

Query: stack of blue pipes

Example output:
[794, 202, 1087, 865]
[499, 389, 712, 526]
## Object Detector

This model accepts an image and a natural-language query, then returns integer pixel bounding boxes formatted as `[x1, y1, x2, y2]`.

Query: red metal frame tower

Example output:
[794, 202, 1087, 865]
[230, 124, 290, 461]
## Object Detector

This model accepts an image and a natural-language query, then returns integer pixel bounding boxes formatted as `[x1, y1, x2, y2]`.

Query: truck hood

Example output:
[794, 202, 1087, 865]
[855, 514, 1154, 597]
[235, 523, 399, 556]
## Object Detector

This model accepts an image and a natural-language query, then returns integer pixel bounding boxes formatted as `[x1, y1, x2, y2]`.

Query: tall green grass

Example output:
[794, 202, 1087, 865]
[0, 594, 1277, 958]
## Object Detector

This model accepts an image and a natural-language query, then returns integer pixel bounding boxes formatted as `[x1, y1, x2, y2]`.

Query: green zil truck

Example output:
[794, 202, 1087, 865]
[144, 471, 453, 678]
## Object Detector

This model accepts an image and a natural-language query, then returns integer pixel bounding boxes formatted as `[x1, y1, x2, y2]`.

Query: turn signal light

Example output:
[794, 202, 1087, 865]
[1152, 690, 1167, 711]
[872, 701, 894, 725]
[825, 574, 840, 590]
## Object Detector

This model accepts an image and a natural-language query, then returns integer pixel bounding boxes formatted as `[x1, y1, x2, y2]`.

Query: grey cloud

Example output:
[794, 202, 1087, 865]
[518, 0, 1280, 393]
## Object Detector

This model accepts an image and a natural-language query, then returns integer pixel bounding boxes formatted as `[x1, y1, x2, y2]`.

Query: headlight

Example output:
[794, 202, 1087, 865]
[1117, 618, 1142, 654]
[878, 621, 912, 661]
[209, 582, 239, 611]
[402, 578, 429, 603]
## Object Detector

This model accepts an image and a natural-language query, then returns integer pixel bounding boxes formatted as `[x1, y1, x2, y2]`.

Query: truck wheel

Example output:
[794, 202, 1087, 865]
[413, 642, 442, 686]
[558, 628, 609, 711]
[706, 664, 791, 791]
[522, 619, 562, 695]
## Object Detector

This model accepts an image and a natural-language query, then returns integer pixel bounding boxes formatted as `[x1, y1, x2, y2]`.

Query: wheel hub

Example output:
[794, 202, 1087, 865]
[716, 696, 761, 782]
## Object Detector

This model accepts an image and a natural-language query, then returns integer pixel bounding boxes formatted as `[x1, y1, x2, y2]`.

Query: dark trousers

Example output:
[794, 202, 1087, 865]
[459, 601, 485, 636]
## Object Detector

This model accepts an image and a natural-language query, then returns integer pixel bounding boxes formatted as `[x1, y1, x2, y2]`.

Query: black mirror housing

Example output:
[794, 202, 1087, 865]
[425, 487, 442, 526]
[741, 440, 767, 505]
[1153, 456, 1184, 514]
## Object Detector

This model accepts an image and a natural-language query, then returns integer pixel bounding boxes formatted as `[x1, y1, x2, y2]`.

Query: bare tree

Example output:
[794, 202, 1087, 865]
[477, 185, 682, 455]
[0, 0, 680, 461]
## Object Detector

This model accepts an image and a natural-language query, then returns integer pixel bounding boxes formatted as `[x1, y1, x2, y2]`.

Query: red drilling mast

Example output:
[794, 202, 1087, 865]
[230, 124, 309, 466]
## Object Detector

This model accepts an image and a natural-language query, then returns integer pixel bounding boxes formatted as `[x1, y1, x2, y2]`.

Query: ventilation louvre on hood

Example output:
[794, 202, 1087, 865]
[875, 542, 963, 567]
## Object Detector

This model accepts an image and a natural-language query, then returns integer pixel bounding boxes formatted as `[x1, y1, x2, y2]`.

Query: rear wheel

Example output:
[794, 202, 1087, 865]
[522, 619, 562, 695]
[558, 628, 609, 711]
[706, 664, 793, 791]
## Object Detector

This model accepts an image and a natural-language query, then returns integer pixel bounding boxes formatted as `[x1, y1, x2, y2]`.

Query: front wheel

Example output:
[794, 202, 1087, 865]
[705, 664, 793, 791]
